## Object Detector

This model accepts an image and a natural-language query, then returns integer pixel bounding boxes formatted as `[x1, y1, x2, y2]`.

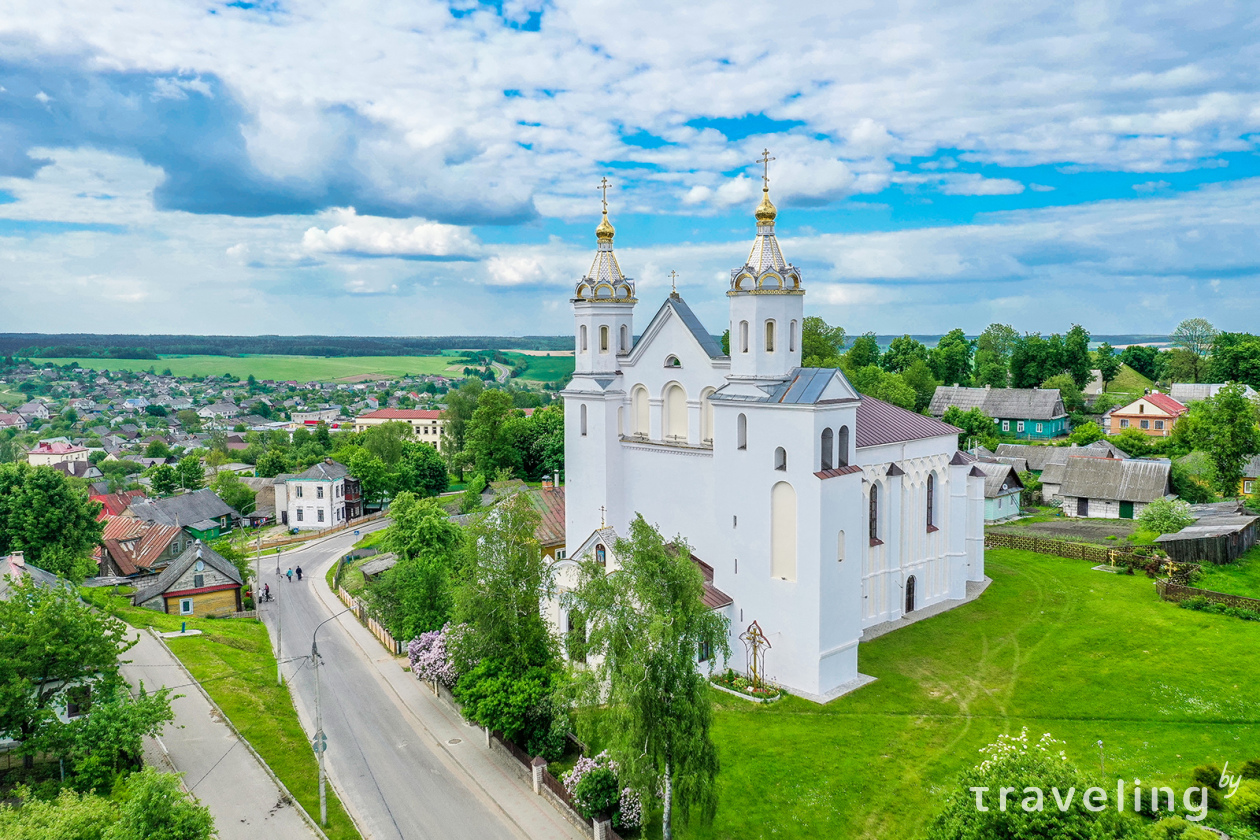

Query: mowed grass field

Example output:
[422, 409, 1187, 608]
[86, 591, 361, 840]
[692, 548, 1260, 840]
[1195, 545, 1260, 600]
[504, 351, 576, 382]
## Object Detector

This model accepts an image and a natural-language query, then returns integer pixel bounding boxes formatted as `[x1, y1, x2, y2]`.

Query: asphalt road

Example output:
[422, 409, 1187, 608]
[261, 527, 520, 840]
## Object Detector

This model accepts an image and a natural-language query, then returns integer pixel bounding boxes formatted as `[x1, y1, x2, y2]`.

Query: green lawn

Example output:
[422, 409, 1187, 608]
[1105, 363, 1155, 398]
[35, 354, 463, 381]
[88, 592, 361, 840]
[0, 386, 24, 408]
[693, 549, 1260, 840]
[1195, 545, 1260, 600]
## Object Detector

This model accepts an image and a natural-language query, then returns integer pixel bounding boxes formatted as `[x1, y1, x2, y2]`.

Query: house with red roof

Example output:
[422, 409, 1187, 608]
[91, 490, 147, 520]
[1108, 391, 1188, 437]
[28, 441, 89, 468]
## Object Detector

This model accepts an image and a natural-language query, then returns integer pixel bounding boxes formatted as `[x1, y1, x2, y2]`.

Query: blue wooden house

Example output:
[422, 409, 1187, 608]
[929, 386, 1069, 440]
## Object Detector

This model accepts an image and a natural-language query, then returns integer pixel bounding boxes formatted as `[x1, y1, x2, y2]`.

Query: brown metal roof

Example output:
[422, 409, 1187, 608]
[527, 486, 566, 547]
[855, 397, 961, 448]
[814, 464, 864, 480]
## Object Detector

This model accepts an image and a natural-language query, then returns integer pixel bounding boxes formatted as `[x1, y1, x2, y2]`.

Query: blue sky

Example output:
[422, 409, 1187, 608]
[2, 0, 1260, 337]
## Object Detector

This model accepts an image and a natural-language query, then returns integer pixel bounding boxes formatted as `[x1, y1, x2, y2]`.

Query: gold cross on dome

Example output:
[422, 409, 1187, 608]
[668, 270, 679, 293]
[599, 505, 607, 528]
[758, 149, 775, 190]
[597, 177, 611, 213]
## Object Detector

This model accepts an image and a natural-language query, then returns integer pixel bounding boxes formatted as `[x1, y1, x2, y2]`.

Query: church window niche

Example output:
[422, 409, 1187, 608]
[820, 427, 833, 471]
[770, 481, 797, 581]
[580, 404, 588, 437]
[596, 544, 606, 567]
[774, 446, 787, 471]
[620, 324, 629, 352]
[926, 474, 936, 531]
[737, 413, 747, 450]
[664, 383, 688, 442]
[739, 321, 749, 353]
[617, 406, 624, 436]
[764, 320, 776, 352]
[837, 425, 850, 467]
[700, 388, 715, 444]
[869, 485, 881, 545]
[790, 319, 798, 352]
[837, 530, 845, 563]
[632, 385, 649, 437]
[600, 325, 610, 354]
[665, 355, 681, 368]
[580, 325, 588, 352]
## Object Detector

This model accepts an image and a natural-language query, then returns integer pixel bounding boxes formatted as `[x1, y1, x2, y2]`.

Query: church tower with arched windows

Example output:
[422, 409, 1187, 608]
[572, 181, 636, 376]
[727, 156, 803, 383]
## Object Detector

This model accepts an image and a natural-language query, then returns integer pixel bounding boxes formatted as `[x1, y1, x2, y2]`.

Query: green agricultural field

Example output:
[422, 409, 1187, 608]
[36, 354, 464, 381]
[693, 549, 1260, 840]
[505, 351, 575, 382]
[0, 386, 24, 408]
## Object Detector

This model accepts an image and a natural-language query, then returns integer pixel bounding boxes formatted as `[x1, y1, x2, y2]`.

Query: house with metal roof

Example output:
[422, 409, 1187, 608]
[929, 385, 1069, 440]
[970, 462, 1025, 522]
[1108, 392, 1188, 438]
[1056, 456, 1172, 519]
[1169, 383, 1258, 404]
[131, 541, 243, 617]
[126, 488, 241, 541]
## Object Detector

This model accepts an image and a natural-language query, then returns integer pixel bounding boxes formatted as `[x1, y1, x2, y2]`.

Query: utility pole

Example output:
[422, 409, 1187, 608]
[309, 613, 343, 828]
[276, 546, 284, 686]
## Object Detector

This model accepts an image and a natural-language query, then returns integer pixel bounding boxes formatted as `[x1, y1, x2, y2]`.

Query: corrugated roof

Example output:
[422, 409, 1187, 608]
[855, 397, 961, 448]
[131, 541, 241, 607]
[929, 386, 1067, 421]
[526, 486, 566, 547]
[970, 461, 1025, 498]
[1122, 392, 1187, 416]
[357, 409, 443, 420]
[129, 489, 239, 528]
[1057, 456, 1171, 503]
[292, 460, 350, 481]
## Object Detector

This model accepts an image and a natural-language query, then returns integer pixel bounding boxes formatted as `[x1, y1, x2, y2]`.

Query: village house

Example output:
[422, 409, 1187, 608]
[16, 400, 51, 422]
[290, 407, 342, 425]
[1056, 456, 1172, 519]
[272, 458, 360, 529]
[1239, 454, 1260, 497]
[929, 386, 1069, 440]
[97, 517, 188, 577]
[0, 412, 28, 431]
[1107, 391, 1187, 437]
[131, 542, 243, 617]
[197, 401, 239, 420]
[354, 408, 446, 451]
[969, 461, 1025, 522]
[127, 488, 241, 541]
[27, 441, 89, 468]
[1169, 383, 1258, 403]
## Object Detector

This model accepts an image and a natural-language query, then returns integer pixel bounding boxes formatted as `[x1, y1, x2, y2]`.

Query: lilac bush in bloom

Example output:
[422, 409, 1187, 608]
[408, 623, 458, 687]
[560, 750, 642, 829]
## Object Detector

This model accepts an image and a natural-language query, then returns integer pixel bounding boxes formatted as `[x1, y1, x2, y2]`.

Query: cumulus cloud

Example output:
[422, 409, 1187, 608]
[301, 208, 481, 260]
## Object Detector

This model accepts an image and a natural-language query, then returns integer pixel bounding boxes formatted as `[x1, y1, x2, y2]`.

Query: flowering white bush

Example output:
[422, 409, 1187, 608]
[408, 624, 458, 687]
[560, 751, 642, 829]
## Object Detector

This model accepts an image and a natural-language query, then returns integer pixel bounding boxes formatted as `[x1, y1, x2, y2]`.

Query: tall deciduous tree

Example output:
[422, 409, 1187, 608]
[348, 449, 393, 509]
[1118, 344, 1160, 380]
[465, 390, 521, 476]
[440, 379, 486, 455]
[1171, 317, 1218, 382]
[1063, 324, 1093, 390]
[368, 492, 463, 639]
[929, 329, 974, 386]
[210, 470, 255, 515]
[942, 406, 996, 450]
[1207, 332, 1260, 388]
[882, 335, 929, 373]
[567, 516, 730, 840]
[844, 332, 882, 370]
[1193, 382, 1260, 496]
[396, 440, 450, 497]
[176, 455, 203, 491]
[0, 463, 103, 580]
[362, 420, 411, 466]
[800, 316, 846, 367]
[1094, 342, 1121, 391]
[975, 323, 1019, 389]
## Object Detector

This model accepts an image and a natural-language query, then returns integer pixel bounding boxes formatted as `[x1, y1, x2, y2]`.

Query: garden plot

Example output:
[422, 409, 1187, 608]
[989, 517, 1140, 545]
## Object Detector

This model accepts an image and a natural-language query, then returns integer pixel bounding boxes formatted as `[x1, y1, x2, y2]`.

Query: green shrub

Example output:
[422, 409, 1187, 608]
[1231, 780, 1260, 827]
[1242, 759, 1260, 780]
[573, 766, 621, 820]
[1148, 816, 1221, 839]
[1138, 498, 1195, 534]
[1190, 765, 1225, 810]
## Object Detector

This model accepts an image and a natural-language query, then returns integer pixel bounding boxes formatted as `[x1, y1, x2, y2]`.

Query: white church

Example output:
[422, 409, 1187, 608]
[553, 172, 988, 702]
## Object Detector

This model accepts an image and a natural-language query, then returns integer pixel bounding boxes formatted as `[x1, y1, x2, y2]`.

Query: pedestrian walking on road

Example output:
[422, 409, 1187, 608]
[295, 565, 303, 581]
[286, 567, 293, 583]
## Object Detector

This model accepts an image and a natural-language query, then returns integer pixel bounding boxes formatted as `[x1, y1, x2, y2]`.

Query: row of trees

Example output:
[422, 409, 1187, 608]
[440, 380, 565, 481]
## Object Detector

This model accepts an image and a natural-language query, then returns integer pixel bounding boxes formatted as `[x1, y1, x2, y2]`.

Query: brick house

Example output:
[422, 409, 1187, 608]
[131, 541, 243, 617]
[1108, 391, 1187, 437]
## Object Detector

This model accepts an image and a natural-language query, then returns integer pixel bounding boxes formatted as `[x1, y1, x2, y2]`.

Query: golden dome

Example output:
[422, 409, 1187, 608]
[754, 188, 777, 224]
[595, 212, 615, 241]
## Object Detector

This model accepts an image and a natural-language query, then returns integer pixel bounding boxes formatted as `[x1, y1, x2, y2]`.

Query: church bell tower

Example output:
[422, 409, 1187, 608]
[727, 150, 803, 382]
[572, 177, 636, 375]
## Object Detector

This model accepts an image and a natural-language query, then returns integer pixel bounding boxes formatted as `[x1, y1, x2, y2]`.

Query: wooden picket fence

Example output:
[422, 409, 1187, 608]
[336, 586, 404, 655]
[1155, 580, 1260, 612]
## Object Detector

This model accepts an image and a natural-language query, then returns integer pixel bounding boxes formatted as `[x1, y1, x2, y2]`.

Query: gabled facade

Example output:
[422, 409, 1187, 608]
[273, 458, 356, 529]
[929, 386, 1068, 440]
[554, 179, 987, 701]
[131, 541, 243, 617]
[353, 408, 445, 452]
[1109, 392, 1187, 437]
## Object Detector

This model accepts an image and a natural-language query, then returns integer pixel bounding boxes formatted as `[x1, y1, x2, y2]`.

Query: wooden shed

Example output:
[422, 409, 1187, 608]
[1155, 504, 1259, 565]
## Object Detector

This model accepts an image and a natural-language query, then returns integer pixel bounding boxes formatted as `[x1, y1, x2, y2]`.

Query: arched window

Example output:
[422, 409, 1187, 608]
[664, 383, 688, 442]
[739, 321, 749, 353]
[620, 324, 629, 352]
[837, 425, 850, 468]
[765, 320, 776, 352]
[700, 387, 715, 444]
[869, 485, 880, 544]
[580, 404, 587, 437]
[632, 385, 649, 437]
[926, 474, 935, 530]
[665, 355, 681, 368]
[595, 544, 606, 567]
[599, 325, 610, 354]
[617, 406, 624, 436]
[579, 325, 588, 352]
[770, 481, 797, 581]
[790, 319, 798, 352]
[820, 428, 834, 471]
[737, 413, 747, 450]
[774, 446, 787, 471]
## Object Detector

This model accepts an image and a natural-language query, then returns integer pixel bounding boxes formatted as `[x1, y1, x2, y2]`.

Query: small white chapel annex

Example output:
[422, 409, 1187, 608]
[552, 163, 987, 701]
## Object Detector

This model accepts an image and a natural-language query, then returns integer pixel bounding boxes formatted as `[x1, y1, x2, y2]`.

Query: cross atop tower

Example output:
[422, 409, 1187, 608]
[599, 505, 607, 528]
[758, 149, 775, 191]
[668, 270, 679, 295]
[597, 177, 612, 214]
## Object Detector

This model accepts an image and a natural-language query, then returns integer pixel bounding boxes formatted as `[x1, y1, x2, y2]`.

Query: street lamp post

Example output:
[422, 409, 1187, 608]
[310, 612, 345, 828]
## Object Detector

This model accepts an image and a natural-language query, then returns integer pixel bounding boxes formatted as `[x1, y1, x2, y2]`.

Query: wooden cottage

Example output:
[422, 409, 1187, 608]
[1156, 503, 1260, 565]
[131, 541, 243, 617]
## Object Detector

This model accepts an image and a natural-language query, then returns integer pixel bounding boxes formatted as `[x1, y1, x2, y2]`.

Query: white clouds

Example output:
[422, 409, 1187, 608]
[301, 208, 481, 259]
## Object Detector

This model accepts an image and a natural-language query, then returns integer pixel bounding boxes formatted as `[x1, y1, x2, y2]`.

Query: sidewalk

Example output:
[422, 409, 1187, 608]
[307, 553, 585, 840]
[120, 629, 322, 840]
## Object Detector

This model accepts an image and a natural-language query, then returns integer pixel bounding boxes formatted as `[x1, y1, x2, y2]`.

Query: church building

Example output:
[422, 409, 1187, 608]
[553, 170, 988, 702]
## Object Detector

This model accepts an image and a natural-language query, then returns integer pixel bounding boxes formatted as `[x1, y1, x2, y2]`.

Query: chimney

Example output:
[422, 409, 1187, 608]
[11, 551, 24, 568]
[554, 470, 560, 487]
[325, 457, 333, 465]
[541, 477, 552, 488]
[984, 384, 991, 390]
